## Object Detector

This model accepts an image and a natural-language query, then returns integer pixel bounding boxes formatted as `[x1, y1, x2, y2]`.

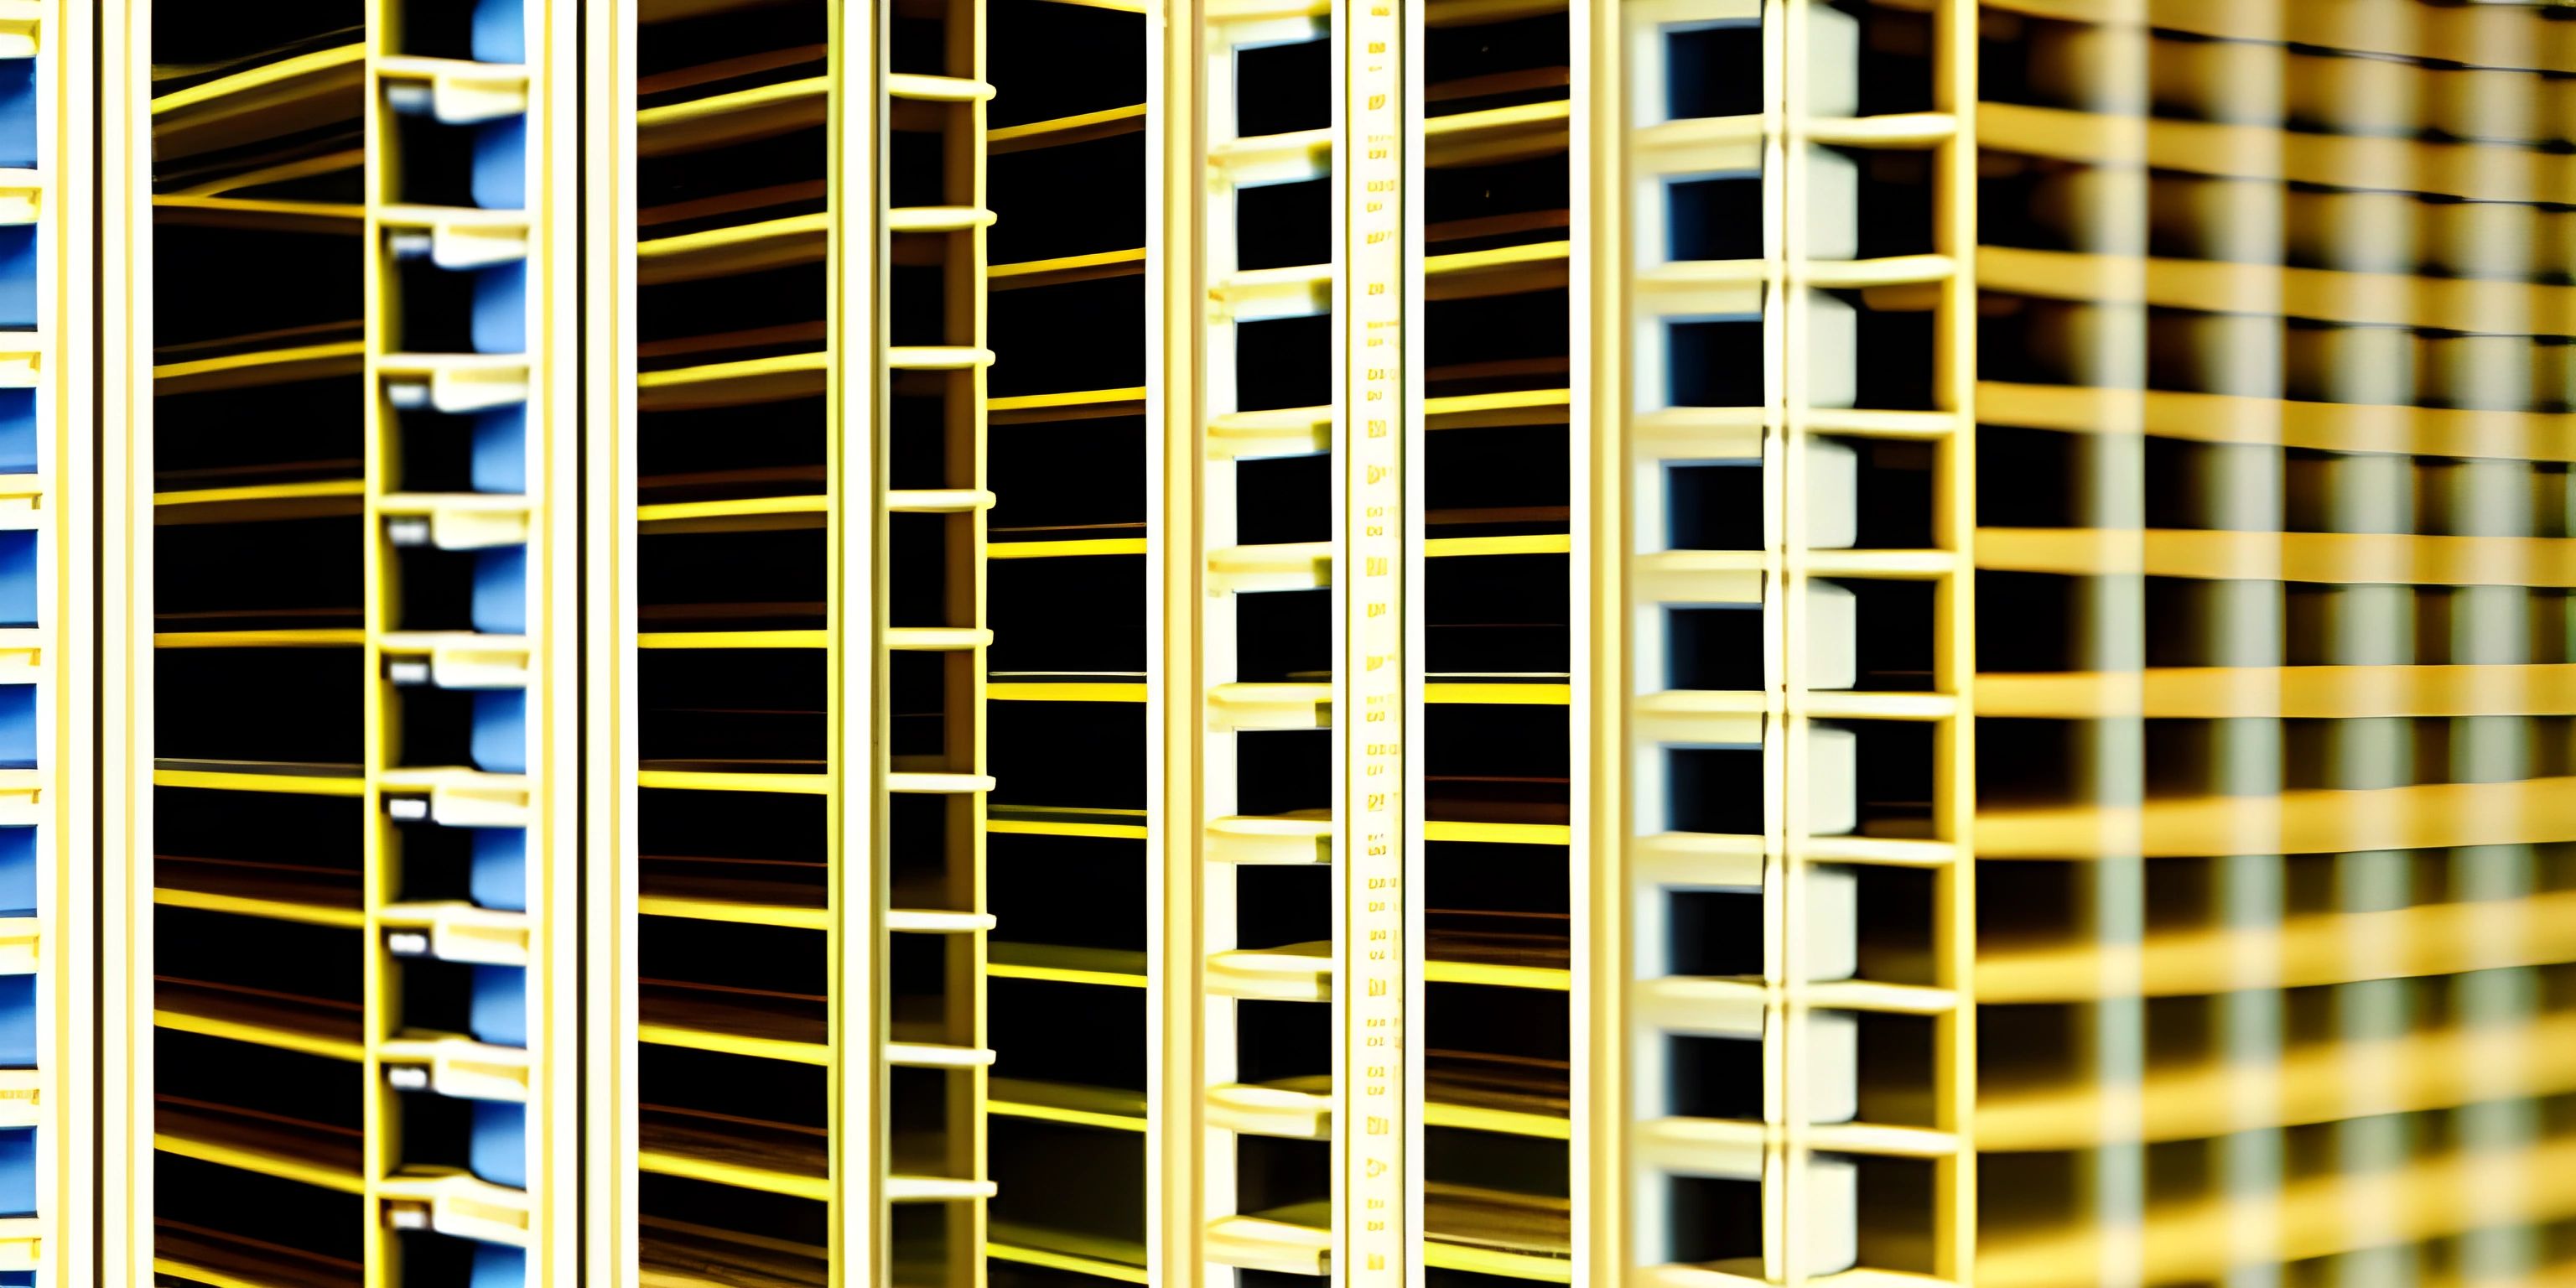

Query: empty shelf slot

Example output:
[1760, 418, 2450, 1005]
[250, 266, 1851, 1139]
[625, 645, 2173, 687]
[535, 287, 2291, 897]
[158, 782, 363, 917]
[155, 517, 362, 634]
[641, 528, 825, 635]
[640, 647, 826, 776]
[389, 112, 525, 211]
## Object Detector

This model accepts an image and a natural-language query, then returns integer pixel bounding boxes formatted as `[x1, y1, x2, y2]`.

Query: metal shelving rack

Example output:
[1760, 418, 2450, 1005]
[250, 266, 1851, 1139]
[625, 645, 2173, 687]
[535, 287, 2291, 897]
[1405, 0, 1580, 1281]
[1166, 0, 1411, 1279]
[873, 0, 997, 1275]
[613, 0, 994, 1278]
[1969, 3, 2576, 1285]
[978, 0, 1154, 1283]
[1590, 0, 1976, 1283]
[107, 0, 570, 1283]
[0, 0, 79, 1280]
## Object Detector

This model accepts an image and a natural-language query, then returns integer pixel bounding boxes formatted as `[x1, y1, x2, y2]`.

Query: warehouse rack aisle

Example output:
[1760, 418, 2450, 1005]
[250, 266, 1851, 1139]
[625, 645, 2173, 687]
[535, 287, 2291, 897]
[1405, 0, 1578, 1281]
[621, 0, 993, 1278]
[1970, 2, 2576, 1283]
[128, 0, 570, 1281]
[1588, 0, 1976, 1283]
[979, 0, 1152, 1284]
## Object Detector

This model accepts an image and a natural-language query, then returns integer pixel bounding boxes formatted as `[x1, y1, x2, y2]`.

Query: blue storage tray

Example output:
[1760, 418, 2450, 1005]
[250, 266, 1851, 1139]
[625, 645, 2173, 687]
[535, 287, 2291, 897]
[472, 405, 527, 494]
[0, 60, 31, 170]
[0, 975, 29, 1067]
[471, 546, 525, 636]
[0, 529, 34, 627]
[0, 827, 32, 918]
[470, 1239, 525, 1288]
[0, 1127, 29, 1217]
[471, 118, 524, 211]
[470, 964, 524, 1048]
[471, 261, 525, 356]
[0, 389, 33, 474]
[470, 1099, 525, 1190]
[473, 0, 526, 63]
[470, 828, 527, 913]
[471, 689, 525, 775]
[0, 685, 31, 771]
[0, 226, 33, 332]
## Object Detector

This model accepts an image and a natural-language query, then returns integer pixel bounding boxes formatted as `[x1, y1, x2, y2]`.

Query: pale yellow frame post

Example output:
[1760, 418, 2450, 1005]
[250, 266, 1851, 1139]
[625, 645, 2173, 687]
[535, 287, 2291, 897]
[875, 0, 998, 1257]
[1574, 0, 1626, 1278]
[935, 2, 993, 1277]
[1929, 0, 1975, 1279]
[360, 12, 392, 1272]
[584, 0, 641, 1282]
[1193, 0, 1337, 1276]
[1778, 0, 1978, 1280]
[532, 0, 584, 1278]
[828, 0, 886, 1279]
[98, 0, 153, 1280]
[1148, 0, 1207, 1279]
[1193, 0, 1245, 1274]
[1333, 0, 1405, 1279]
[1615, 1, 1769, 1280]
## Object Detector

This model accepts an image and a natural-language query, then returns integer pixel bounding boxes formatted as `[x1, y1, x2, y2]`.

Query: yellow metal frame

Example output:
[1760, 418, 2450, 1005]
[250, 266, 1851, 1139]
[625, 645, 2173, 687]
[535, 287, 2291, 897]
[1337, 0, 1406, 1284]
[365, 2, 562, 1280]
[104, 1, 569, 1280]
[1591, 1, 1976, 1282]
[1150, 0, 1204, 1280]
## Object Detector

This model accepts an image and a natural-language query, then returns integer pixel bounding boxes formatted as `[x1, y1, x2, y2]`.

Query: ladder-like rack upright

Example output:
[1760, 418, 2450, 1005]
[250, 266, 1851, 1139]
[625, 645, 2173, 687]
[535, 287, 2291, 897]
[1591, 0, 1976, 1282]
[123, 0, 569, 1282]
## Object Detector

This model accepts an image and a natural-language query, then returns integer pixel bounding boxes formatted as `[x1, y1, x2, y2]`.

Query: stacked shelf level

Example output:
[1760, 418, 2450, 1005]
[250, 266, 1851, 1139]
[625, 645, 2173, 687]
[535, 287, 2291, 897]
[624, 0, 995, 1277]
[144, 0, 562, 1281]
[1590, 0, 1976, 1283]
[979, 0, 1151, 1283]
[1408, 0, 1577, 1281]
[1971, 1, 2576, 1283]
[625, 1, 841, 1280]
[0, 0, 60, 1280]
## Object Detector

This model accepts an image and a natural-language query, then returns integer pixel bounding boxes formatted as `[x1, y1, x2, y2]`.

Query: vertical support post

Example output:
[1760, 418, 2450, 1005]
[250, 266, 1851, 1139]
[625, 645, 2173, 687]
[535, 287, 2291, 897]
[1335, 0, 1405, 1280]
[1575, 0, 1628, 1278]
[97, 0, 153, 1280]
[54, 0, 97, 1265]
[1149, 0, 1206, 1278]
[828, 0, 885, 1280]
[1930, 0, 1976, 1280]
[358, 10, 391, 1280]
[534, 0, 584, 1277]
[940, 2, 993, 1280]
[584, 0, 639, 1283]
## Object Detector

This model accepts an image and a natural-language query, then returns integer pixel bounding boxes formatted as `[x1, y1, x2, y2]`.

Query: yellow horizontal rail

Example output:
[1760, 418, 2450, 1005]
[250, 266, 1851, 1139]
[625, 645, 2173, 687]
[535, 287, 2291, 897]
[1981, 775, 2576, 860]
[1979, 1133, 2576, 1287]
[153, 887, 364, 929]
[1978, 886, 2576, 1000]
[1978, 381, 2576, 463]
[1978, 664, 2576, 719]
[1981, 246, 2576, 335]
[990, 538, 1147, 558]
[634, 770, 829, 795]
[1979, 527, 2576, 587]
[152, 768, 365, 797]
[1981, 1008, 2576, 1151]
[1980, 101, 2574, 206]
